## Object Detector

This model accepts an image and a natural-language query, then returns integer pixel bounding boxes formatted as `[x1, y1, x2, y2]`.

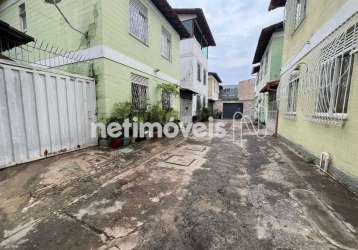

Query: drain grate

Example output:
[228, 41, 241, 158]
[165, 155, 196, 167]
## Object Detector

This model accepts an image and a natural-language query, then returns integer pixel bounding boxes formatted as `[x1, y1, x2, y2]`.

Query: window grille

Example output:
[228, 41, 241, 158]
[279, 15, 358, 126]
[19, 3, 27, 32]
[131, 73, 148, 111]
[129, 0, 148, 44]
[162, 91, 172, 111]
[161, 27, 171, 60]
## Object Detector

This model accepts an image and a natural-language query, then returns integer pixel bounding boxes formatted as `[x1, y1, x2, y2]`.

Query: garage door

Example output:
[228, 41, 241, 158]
[0, 61, 97, 169]
[223, 103, 243, 119]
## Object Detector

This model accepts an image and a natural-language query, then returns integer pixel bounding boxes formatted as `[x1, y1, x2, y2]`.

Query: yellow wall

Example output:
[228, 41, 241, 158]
[279, 0, 358, 180]
[282, 0, 347, 64]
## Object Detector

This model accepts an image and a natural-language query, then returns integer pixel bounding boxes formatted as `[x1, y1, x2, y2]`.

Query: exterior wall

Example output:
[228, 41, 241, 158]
[101, 0, 181, 81]
[0, 0, 103, 52]
[278, 0, 358, 193]
[0, 0, 182, 120]
[99, 58, 180, 119]
[208, 75, 220, 101]
[179, 37, 209, 116]
[282, 0, 347, 65]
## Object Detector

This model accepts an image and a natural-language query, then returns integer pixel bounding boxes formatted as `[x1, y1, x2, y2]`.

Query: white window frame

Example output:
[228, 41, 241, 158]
[294, 0, 306, 30]
[19, 3, 27, 32]
[161, 26, 172, 61]
[287, 75, 299, 115]
[315, 51, 354, 119]
[129, 0, 149, 45]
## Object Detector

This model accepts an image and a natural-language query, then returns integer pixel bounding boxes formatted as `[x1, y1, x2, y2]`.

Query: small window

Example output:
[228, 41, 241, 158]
[19, 3, 27, 32]
[287, 77, 299, 113]
[203, 69, 207, 85]
[161, 27, 171, 61]
[129, 0, 148, 44]
[162, 90, 172, 111]
[131, 73, 148, 111]
[294, 0, 306, 29]
[197, 63, 202, 82]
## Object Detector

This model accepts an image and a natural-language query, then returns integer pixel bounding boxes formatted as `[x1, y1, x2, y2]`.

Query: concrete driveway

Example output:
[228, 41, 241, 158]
[1, 121, 358, 250]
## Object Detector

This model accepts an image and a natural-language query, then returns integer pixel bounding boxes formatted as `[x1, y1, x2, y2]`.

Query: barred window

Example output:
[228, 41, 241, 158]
[287, 76, 299, 114]
[294, 0, 306, 29]
[129, 0, 148, 44]
[161, 27, 172, 60]
[131, 74, 148, 111]
[162, 91, 172, 111]
[316, 52, 354, 115]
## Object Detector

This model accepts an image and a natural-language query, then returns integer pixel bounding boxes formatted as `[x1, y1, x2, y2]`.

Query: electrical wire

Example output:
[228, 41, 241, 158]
[53, 1, 88, 38]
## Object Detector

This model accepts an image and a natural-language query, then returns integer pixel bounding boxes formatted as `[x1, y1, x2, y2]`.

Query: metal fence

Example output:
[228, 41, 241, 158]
[0, 36, 89, 69]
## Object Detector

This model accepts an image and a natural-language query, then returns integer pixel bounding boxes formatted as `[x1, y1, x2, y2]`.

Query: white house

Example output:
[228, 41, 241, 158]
[174, 8, 216, 122]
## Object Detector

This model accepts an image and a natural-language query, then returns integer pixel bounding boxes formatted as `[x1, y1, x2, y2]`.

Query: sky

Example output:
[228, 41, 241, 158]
[168, 0, 284, 85]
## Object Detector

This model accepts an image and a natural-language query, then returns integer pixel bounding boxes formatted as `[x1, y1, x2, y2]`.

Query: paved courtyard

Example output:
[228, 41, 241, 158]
[0, 121, 358, 250]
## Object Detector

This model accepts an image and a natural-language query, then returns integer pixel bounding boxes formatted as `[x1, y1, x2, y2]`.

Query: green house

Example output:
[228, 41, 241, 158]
[252, 21, 284, 132]
[0, 0, 189, 121]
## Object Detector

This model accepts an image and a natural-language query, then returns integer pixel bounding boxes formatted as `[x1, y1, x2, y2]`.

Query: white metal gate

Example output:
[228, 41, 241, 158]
[0, 60, 97, 169]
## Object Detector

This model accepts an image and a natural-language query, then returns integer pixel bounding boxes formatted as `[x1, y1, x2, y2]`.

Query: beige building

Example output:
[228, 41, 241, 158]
[238, 79, 256, 119]
[208, 72, 223, 118]
[272, 0, 358, 194]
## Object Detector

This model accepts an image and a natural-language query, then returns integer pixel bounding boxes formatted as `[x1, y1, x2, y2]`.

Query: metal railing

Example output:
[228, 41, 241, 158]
[0, 37, 88, 69]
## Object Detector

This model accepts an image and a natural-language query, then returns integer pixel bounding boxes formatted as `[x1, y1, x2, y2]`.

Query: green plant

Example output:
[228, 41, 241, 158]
[158, 83, 179, 95]
[146, 104, 165, 123]
[110, 102, 133, 124]
[199, 107, 210, 122]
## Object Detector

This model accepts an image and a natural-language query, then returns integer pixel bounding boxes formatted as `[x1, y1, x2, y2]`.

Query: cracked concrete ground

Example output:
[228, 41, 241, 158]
[1, 120, 358, 250]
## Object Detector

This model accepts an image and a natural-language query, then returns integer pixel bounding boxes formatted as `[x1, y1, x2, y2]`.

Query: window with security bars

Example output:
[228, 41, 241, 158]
[131, 74, 148, 111]
[129, 0, 148, 44]
[281, 19, 358, 125]
[161, 27, 172, 60]
[287, 76, 299, 114]
[315, 25, 356, 116]
[162, 91, 172, 111]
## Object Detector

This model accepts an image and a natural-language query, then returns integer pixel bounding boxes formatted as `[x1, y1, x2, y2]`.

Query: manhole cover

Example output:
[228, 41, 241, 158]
[165, 155, 196, 166]
[183, 145, 206, 152]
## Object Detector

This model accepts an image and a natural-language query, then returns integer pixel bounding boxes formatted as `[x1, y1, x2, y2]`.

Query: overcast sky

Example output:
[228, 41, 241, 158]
[168, 0, 284, 85]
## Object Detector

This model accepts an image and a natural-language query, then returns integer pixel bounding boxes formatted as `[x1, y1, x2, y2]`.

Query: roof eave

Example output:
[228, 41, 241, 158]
[252, 21, 284, 64]
[150, 0, 190, 39]
[174, 8, 216, 46]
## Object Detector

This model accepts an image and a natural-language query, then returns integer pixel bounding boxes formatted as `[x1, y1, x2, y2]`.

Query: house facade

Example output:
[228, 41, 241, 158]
[252, 21, 283, 132]
[208, 72, 223, 118]
[0, 0, 189, 121]
[272, 0, 358, 194]
[174, 8, 216, 122]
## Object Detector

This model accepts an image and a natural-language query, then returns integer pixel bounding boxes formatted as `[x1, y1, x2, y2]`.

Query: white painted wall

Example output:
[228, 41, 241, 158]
[179, 37, 209, 116]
